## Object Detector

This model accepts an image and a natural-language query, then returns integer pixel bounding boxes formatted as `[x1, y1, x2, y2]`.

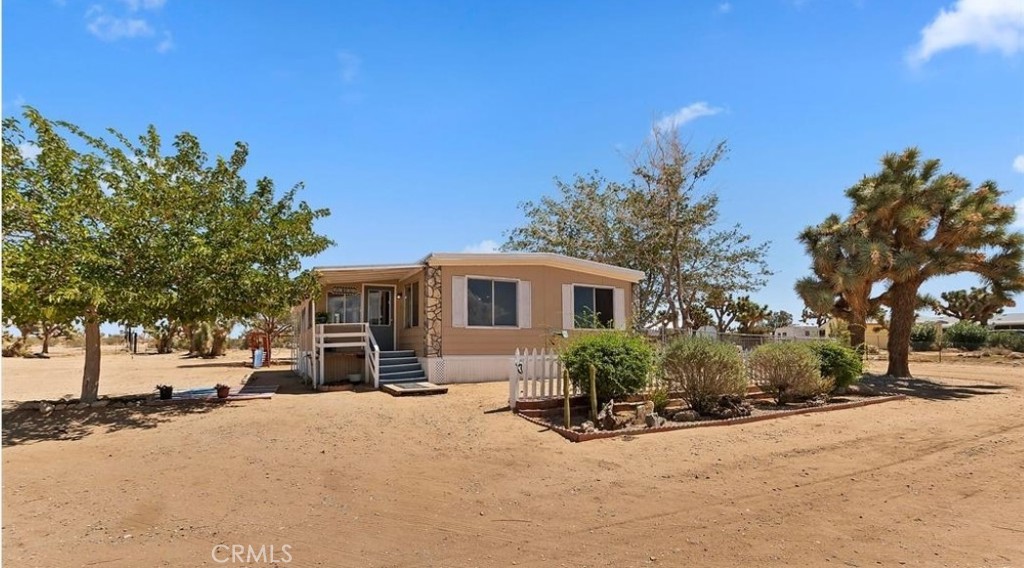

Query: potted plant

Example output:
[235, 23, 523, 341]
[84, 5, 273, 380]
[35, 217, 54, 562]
[215, 384, 231, 399]
[315, 312, 329, 324]
[156, 384, 173, 400]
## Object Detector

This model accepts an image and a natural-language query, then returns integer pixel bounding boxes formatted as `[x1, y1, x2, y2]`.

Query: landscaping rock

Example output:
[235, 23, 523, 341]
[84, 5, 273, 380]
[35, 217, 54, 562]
[38, 402, 54, 415]
[580, 420, 596, 433]
[1008, 352, 1024, 360]
[634, 401, 655, 426]
[644, 413, 666, 428]
[73, 402, 89, 410]
[672, 410, 700, 422]
[90, 400, 110, 408]
[597, 400, 618, 430]
[54, 404, 67, 412]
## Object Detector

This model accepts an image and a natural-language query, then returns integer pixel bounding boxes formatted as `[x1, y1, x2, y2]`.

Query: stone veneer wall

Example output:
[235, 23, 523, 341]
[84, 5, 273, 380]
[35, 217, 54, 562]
[424, 266, 443, 357]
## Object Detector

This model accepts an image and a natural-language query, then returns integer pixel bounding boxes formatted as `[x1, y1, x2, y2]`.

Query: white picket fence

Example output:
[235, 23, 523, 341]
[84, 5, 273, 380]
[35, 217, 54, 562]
[509, 348, 581, 409]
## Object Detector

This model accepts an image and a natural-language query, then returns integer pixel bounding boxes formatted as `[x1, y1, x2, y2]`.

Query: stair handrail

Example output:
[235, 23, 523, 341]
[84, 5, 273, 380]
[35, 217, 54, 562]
[365, 323, 380, 388]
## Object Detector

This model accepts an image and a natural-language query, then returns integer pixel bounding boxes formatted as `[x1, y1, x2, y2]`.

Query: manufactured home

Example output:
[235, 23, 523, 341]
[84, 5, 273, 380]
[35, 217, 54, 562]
[292, 252, 644, 389]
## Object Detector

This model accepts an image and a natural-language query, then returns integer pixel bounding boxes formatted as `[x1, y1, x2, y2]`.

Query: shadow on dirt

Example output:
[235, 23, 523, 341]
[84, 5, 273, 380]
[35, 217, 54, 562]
[861, 374, 1008, 401]
[2, 402, 226, 447]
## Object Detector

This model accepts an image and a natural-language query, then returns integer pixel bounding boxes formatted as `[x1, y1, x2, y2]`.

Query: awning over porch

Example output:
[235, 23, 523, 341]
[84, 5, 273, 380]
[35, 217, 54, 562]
[314, 264, 422, 283]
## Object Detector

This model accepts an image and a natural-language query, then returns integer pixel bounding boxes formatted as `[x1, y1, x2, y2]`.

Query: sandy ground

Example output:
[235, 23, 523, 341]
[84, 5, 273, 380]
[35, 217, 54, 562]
[2, 353, 1023, 567]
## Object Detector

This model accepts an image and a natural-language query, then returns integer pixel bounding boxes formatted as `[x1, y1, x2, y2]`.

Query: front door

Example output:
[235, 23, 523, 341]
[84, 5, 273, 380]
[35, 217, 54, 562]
[364, 286, 395, 351]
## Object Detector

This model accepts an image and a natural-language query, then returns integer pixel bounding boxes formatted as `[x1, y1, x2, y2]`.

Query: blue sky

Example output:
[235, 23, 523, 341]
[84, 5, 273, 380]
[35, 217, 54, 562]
[4, 0, 1024, 320]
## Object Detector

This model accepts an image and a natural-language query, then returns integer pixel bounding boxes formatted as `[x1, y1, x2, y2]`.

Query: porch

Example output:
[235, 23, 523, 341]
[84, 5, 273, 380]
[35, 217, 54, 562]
[294, 323, 430, 389]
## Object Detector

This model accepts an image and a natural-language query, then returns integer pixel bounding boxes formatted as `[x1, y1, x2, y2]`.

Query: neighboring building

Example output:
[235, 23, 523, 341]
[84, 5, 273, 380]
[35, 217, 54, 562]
[773, 324, 827, 340]
[991, 313, 1024, 331]
[293, 252, 643, 389]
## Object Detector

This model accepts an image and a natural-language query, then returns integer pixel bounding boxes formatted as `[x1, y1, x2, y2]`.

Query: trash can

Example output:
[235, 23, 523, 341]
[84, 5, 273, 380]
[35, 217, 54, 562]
[253, 347, 265, 369]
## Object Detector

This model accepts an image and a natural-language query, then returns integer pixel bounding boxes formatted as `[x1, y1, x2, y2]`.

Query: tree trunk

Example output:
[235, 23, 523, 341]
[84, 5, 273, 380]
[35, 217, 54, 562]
[848, 315, 866, 350]
[41, 330, 51, 354]
[81, 307, 101, 402]
[885, 282, 919, 378]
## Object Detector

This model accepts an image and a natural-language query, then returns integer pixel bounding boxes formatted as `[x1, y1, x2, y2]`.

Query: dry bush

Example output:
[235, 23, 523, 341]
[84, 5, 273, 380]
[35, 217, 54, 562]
[662, 337, 747, 415]
[748, 342, 826, 404]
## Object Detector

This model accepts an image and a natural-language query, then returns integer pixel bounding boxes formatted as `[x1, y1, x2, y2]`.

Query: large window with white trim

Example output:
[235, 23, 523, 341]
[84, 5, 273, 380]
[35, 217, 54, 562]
[468, 278, 518, 327]
[327, 290, 361, 323]
[574, 285, 614, 328]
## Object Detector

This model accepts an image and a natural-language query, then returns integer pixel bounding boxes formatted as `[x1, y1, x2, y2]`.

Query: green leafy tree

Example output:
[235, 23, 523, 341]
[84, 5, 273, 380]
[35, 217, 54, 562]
[504, 125, 770, 332]
[920, 287, 1014, 326]
[2, 108, 332, 401]
[766, 310, 794, 332]
[803, 148, 1024, 377]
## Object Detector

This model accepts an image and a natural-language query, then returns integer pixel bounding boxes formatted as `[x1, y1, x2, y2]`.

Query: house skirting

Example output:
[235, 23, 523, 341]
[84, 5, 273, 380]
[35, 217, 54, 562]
[421, 356, 512, 384]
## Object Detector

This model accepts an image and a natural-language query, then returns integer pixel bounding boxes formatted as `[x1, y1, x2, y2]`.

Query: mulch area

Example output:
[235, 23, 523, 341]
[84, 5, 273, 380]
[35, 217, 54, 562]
[520, 393, 906, 442]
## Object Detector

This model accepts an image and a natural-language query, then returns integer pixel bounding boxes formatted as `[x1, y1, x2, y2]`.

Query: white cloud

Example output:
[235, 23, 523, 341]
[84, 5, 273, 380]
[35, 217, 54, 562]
[1015, 197, 1024, 227]
[655, 102, 724, 131]
[717, 2, 732, 14]
[121, 0, 166, 10]
[17, 143, 42, 161]
[337, 51, 361, 83]
[907, 0, 1024, 65]
[1013, 154, 1024, 173]
[462, 239, 500, 254]
[156, 30, 174, 53]
[86, 6, 154, 41]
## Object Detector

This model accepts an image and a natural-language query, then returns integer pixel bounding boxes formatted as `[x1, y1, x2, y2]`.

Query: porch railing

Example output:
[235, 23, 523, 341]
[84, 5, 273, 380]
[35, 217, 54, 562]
[365, 327, 380, 388]
[314, 323, 375, 389]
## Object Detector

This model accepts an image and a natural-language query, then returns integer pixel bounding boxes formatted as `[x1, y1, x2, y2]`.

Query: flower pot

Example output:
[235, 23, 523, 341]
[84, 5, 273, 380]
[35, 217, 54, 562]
[216, 385, 231, 399]
[157, 386, 173, 400]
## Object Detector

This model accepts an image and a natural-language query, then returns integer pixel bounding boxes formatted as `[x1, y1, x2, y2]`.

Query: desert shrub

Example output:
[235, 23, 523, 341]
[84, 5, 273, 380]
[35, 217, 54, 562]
[562, 331, 655, 401]
[987, 331, 1024, 352]
[807, 341, 863, 390]
[944, 321, 988, 351]
[661, 337, 747, 415]
[649, 386, 671, 414]
[910, 324, 937, 351]
[748, 342, 823, 404]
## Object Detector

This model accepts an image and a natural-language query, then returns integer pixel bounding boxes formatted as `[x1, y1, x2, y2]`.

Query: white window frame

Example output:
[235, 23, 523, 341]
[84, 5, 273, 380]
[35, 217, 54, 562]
[465, 275, 521, 329]
[404, 281, 420, 329]
[571, 284, 616, 330]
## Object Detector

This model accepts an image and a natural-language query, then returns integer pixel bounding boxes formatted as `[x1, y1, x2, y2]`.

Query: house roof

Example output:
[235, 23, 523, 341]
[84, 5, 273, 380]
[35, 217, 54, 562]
[422, 252, 645, 282]
[991, 312, 1024, 326]
[314, 253, 645, 283]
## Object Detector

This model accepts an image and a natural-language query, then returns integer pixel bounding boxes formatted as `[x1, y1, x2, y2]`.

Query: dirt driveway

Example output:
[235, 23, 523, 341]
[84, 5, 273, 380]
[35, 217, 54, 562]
[3, 354, 1023, 567]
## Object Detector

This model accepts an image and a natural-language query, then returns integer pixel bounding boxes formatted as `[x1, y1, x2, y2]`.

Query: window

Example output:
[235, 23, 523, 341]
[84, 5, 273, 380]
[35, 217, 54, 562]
[574, 286, 614, 328]
[404, 282, 419, 328]
[327, 290, 361, 323]
[467, 278, 518, 327]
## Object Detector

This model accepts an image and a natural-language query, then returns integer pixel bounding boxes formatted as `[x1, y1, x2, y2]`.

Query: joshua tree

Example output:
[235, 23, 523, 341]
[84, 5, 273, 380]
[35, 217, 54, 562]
[802, 148, 1023, 377]
[920, 287, 1015, 326]
[796, 215, 891, 348]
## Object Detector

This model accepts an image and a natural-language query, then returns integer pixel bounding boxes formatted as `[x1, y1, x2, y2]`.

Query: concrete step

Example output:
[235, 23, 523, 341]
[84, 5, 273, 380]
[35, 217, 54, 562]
[380, 374, 427, 385]
[378, 363, 421, 374]
[379, 369, 427, 381]
[379, 357, 419, 367]
[380, 350, 416, 359]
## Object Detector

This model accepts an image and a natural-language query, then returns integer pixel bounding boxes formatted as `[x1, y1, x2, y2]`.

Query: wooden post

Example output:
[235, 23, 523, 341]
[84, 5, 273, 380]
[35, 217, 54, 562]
[589, 364, 598, 421]
[563, 368, 571, 429]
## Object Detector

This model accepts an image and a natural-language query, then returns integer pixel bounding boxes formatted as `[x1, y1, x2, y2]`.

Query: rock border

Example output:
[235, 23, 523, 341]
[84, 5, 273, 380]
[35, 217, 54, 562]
[517, 394, 907, 442]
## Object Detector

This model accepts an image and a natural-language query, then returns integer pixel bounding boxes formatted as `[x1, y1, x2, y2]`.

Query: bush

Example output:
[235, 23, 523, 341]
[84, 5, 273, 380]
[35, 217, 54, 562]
[944, 321, 988, 351]
[662, 337, 747, 414]
[748, 342, 824, 404]
[807, 341, 863, 390]
[987, 331, 1024, 352]
[910, 324, 937, 351]
[561, 331, 655, 401]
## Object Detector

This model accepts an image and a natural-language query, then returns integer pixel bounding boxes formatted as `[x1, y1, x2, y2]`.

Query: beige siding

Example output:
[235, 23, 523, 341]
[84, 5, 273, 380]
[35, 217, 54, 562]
[397, 271, 426, 355]
[441, 265, 634, 356]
